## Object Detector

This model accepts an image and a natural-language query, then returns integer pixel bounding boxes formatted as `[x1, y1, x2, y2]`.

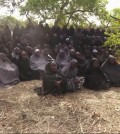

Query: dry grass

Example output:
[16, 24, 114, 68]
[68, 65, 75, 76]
[0, 80, 120, 133]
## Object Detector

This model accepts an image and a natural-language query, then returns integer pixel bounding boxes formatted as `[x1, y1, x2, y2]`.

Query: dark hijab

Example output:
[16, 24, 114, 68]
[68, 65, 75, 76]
[84, 58, 109, 90]
[18, 51, 40, 81]
[43, 61, 67, 95]
[18, 51, 31, 75]
[101, 55, 120, 87]
[75, 52, 88, 76]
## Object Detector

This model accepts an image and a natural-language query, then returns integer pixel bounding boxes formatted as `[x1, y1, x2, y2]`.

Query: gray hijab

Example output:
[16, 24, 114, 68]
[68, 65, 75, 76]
[0, 53, 19, 86]
[56, 50, 69, 69]
[30, 49, 48, 71]
[62, 59, 78, 78]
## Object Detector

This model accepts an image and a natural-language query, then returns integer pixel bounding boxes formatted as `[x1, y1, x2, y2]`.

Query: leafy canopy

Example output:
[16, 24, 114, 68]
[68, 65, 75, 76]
[20, 0, 108, 27]
[105, 8, 120, 46]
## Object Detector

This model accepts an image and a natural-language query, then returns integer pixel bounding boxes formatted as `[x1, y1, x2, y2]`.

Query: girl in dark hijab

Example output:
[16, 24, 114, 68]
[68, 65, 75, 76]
[18, 51, 40, 81]
[42, 61, 67, 95]
[84, 48, 92, 62]
[68, 49, 76, 61]
[25, 46, 33, 58]
[11, 47, 21, 65]
[101, 55, 120, 87]
[75, 52, 88, 76]
[84, 58, 109, 90]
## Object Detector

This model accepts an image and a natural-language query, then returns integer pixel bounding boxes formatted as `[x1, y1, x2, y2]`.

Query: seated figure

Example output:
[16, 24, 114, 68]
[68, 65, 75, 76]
[18, 51, 40, 81]
[56, 50, 69, 70]
[84, 58, 109, 90]
[30, 49, 48, 71]
[101, 55, 120, 87]
[62, 59, 85, 91]
[42, 61, 67, 95]
[0, 53, 19, 86]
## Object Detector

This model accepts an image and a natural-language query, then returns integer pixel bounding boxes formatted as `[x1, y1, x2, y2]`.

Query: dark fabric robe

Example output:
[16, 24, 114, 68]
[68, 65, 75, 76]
[84, 63, 109, 90]
[18, 58, 40, 81]
[42, 63, 67, 95]
[101, 60, 120, 87]
[76, 56, 88, 76]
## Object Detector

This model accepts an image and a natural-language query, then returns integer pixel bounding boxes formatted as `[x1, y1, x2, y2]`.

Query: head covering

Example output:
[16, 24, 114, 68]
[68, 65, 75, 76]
[30, 49, 48, 71]
[12, 47, 20, 60]
[93, 49, 98, 53]
[101, 55, 120, 87]
[62, 59, 78, 78]
[34, 49, 40, 53]
[84, 58, 109, 90]
[90, 58, 98, 64]
[64, 46, 70, 56]
[0, 53, 19, 86]
[45, 61, 57, 73]
[109, 55, 115, 59]
[56, 50, 69, 69]
[102, 55, 115, 67]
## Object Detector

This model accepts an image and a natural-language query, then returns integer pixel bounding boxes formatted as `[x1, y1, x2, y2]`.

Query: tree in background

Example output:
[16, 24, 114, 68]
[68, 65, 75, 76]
[0, 0, 24, 12]
[0, 16, 26, 31]
[0, 0, 27, 31]
[20, 0, 108, 27]
[0, 0, 111, 28]
[105, 8, 120, 46]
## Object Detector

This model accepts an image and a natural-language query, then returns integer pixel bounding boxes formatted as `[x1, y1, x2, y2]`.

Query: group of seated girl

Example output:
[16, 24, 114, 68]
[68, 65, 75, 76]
[43, 59, 85, 95]
[0, 47, 120, 96]
[43, 54, 120, 95]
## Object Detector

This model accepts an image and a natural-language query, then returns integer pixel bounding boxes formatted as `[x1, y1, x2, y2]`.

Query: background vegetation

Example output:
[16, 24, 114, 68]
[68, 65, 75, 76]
[0, 0, 120, 46]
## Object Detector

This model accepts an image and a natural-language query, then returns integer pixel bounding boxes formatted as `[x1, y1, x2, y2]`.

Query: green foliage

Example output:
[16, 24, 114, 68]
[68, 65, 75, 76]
[0, 16, 26, 31]
[1, 0, 120, 48]
[105, 8, 120, 46]
[20, 0, 108, 27]
[0, 0, 25, 14]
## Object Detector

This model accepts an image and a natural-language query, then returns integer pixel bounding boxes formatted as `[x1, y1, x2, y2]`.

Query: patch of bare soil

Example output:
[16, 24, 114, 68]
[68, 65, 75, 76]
[0, 80, 120, 133]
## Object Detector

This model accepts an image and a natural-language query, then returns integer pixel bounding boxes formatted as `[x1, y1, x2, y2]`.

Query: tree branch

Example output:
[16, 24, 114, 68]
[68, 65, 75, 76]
[54, 1, 69, 26]
[66, 9, 92, 15]
[81, 14, 92, 27]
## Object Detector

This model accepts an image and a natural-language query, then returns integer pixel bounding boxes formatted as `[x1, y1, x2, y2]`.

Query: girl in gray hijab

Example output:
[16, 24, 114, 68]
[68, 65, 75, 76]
[0, 53, 19, 86]
[62, 59, 84, 91]
[56, 50, 69, 70]
[30, 49, 48, 71]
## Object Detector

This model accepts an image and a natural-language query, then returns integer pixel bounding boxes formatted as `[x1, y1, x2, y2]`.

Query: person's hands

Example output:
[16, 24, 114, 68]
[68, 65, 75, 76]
[74, 79, 79, 84]
[55, 81, 62, 88]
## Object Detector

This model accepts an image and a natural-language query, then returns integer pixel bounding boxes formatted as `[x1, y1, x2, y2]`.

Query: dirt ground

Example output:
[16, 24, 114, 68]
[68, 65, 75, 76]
[0, 80, 120, 133]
